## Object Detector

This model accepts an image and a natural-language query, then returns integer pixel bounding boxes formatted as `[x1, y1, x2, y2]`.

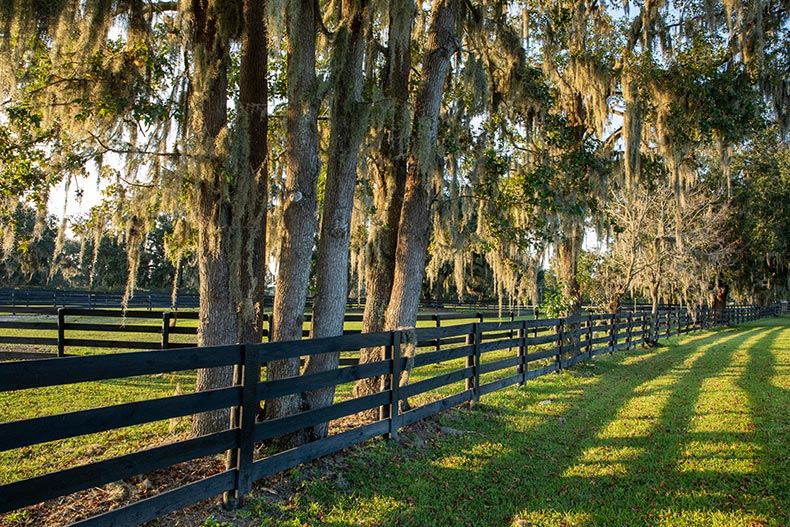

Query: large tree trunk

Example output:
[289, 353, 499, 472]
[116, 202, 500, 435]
[190, 0, 269, 437]
[194, 220, 237, 436]
[649, 279, 660, 343]
[190, 0, 236, 438]
[556, 223, 583, 358]
[302, 0, 369, 440]
[235, 0, 269, 347]
[265, 0, 320, 422]
[556, 222, 583, 319]
[353, 0, 414, 400]
[607, 292, 623, 315]
[383, 0, 460, 392]
[711, 277, 729, 325]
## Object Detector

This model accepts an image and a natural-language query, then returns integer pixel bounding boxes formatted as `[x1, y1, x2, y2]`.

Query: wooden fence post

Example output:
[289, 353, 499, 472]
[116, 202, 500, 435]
[665, 311, 671, 339]
[265, 313, 273, 343]
[433, 313, 441, 352]
[465, 324, 480, 404]
[626, 313, 633, 350]
[587, 314, 594, 358]
[556, 319, 564, 369]
[382, 331, 401, 441]
[57, 307, 66, 357]
[475, 324, 482, 401]
[224, 344, 258, 509]
[161, 312, 172, 350]
[518, 320, 527, 386]
[679, 310, 684, 334]
[465, 329, 474, 394]
[609, 314, 617, 353]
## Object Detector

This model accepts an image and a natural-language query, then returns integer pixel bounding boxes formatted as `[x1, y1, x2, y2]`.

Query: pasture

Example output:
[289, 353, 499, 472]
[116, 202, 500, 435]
[1, 311, 786, 526]
[212, 317, 790, 527]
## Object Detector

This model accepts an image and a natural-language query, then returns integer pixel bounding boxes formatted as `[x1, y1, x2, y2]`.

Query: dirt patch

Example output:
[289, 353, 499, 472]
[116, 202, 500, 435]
[3, 457, 226, 527]
[2, 413, 451, 526]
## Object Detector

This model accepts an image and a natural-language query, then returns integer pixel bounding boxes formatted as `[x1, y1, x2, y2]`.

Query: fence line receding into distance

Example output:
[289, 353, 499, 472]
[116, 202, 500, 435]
[0, 304, 783, 527]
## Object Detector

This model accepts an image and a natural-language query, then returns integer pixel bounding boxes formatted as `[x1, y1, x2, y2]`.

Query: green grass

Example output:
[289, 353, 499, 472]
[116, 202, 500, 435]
[0, 314, 200, 483]
[0, 371, 196, 483]
[4, 315, 787, 526]
[223, 317, 790, 527]
[0, 312, 199, 356]
[0, 313, 509, 485]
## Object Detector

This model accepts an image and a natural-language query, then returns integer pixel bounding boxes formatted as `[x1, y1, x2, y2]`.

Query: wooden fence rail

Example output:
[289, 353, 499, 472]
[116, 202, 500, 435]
[0, 303, 770, 360]
[0, 307, 201, 358]
[0, 304, 781, 526]
[0, 288, 201, 310]
[0, 306, 542, 359]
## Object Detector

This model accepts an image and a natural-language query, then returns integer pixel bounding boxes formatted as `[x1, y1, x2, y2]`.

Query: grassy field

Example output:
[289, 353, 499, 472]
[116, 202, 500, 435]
[207, 317, 790, 527]
[0, 312, 507, 485]
[0, 310, 511, 356]
[3, 315, 787, 526]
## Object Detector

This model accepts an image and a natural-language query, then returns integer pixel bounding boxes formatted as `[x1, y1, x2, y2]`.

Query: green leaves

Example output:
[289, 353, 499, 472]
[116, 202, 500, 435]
[0, 102, 56, 209]
[724, 127, 790, 301]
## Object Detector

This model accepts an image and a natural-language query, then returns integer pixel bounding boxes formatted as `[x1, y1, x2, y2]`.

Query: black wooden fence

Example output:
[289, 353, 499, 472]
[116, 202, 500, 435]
[0, 287, 687, 315]
[0, 307, 200, 359]
[0, 303, 777, 360]
[0, 288, 201, 309]
[0, 306, 541, 360]
[0, 304, 781, 526]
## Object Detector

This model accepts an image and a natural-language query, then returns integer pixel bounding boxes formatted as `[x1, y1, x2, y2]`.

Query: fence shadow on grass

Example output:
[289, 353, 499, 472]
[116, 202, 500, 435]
[235, 325, 784, 526]
[514, 324, 787, 526]
[557, 325, 775, 524]
[1, 310, 782, 526]
[740, 324, 790, 519]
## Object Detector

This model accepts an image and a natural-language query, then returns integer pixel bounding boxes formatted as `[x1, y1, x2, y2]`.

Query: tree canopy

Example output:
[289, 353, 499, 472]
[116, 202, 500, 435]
[1, 0, 789, 432]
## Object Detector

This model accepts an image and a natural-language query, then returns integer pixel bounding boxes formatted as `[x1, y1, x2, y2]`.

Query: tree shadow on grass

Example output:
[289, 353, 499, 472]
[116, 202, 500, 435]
[518, 321, 790, 526]
[540, 324, 787, 526]
[497, 325, 775, 526]
[241, 325, 787, 526]
[739, 324, 790, 520]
